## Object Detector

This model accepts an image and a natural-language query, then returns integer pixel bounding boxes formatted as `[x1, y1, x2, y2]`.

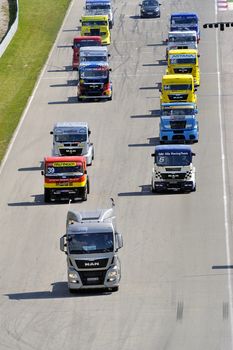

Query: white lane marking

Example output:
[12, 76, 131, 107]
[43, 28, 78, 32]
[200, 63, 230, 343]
[0, 0, 75, 175]
[215, 0, 233, 342]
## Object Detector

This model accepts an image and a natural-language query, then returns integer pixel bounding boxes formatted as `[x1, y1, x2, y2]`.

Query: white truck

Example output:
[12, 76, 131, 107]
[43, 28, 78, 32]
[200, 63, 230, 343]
[151, 145, 196, 193]
[166, 30, 198, 60]
[79, 46, 110, 67]
[50, 122, 94, 166]
[60, 200, 123, 293]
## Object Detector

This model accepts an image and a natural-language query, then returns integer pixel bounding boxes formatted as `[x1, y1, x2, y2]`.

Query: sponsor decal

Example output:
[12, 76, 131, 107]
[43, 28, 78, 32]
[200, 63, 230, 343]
[52, 162, 77, 167]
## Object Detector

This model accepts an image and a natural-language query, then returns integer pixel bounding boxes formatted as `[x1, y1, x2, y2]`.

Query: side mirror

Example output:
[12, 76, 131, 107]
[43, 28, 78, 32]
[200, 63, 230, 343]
[195, 109, 198, 114]
[72, 45, 74, 49]
[151, 153, 155, 157]
[198, 54, 200, 57]
[108, 53, 111, 57]
[109, 68, 112, 72]
[84, 170, 87, 174]
[116, 233, 123, 250]
[88, 129, 91, 135]
[192, 152, 196, 156]
[41, 170, 44, 175]
[50, 131, 53, 135]
[159, 88, 161, 92]
[60, 235, 67, 252]
[139, 3, 142, 6]
[80, 19, 82, 23]
[194, 88, 197, 92]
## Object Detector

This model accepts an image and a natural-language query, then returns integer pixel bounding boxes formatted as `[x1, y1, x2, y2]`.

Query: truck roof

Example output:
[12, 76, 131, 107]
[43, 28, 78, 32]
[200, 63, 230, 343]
[161, 102, 196, 108]
[81, 14, 109, 20]
[162, 74, 194, 83]
[155, 145, 192, 152]
[73, 36, 102, 43]
[168, 49, 198, 55]
[80, 46, 108, 55]
[86, 0, 111, 3]
[168, 30, 197, 36]
[53, 122, 88, 129]
[44, 156, 86, 163]
[68, 222, 113, 235]
[79, 63, 110, 70]
[171, 12, 198, 18]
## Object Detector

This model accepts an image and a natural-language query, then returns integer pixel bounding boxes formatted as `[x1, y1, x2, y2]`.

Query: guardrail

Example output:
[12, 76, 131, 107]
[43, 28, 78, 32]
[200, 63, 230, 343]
[0, 0, 19, 57]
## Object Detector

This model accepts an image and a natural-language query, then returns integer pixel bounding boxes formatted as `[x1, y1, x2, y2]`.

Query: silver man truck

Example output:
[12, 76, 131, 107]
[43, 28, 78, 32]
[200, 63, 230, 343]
[50, 122, 94, 166]
[151, 145, 196, 193]
[60, 200, 123, 293]
[166, 30, 197, 60]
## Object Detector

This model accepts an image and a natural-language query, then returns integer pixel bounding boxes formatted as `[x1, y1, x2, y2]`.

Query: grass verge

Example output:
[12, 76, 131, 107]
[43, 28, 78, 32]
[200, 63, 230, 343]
[0, 0, 70, 162]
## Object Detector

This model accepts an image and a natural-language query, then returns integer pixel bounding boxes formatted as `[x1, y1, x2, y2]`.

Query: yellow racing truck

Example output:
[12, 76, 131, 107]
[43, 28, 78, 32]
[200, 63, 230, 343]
[166, 49, 200, 87]
[160, 74, 197, 105]
[80, 15, 111, 45]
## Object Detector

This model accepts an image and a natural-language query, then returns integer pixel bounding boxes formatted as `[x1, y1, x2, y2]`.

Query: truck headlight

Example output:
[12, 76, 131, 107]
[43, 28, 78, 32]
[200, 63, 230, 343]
[68, 271, 79, 280]
[107, 268, 118, 281]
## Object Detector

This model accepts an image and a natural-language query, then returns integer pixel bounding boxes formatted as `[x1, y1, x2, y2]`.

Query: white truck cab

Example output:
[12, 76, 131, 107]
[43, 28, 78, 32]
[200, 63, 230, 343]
[166, 31, 197, 59]
[79, 46, 110, 67]
[50, 122, 94, 165]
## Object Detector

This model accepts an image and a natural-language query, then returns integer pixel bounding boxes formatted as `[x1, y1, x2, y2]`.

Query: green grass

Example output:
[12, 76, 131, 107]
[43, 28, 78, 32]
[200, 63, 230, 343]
[0, 0, 70, 162]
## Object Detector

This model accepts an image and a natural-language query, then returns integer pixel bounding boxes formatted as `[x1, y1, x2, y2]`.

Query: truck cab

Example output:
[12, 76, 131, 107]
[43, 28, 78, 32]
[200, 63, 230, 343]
[166, 49, 200, 87]
[60, 202, 123, 292]
[72, 36, 102, 70]
[41, 156, 90, 202]
[151, 145, 196, 192]
[79, 46, 110, 67]
[170, 12, 200, 42]
[166, 31, 197, 60]
[77, 63, 112, 101]
[160, 74, 197, 105]
[50, 122, 94, 166]
[85, 0, 114, 29]
[160, 102, 199, 143]
[80, 15, 111, 45]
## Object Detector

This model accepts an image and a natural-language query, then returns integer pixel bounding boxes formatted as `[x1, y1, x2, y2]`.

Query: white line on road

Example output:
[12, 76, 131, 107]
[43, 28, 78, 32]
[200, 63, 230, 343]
[0, 1, 75, 175]
[215, 0, 233, 343]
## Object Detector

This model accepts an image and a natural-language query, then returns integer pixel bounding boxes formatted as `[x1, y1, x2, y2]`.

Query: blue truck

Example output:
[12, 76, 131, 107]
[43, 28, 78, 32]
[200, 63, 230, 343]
[159, 102, 199, 144]
[170, 13, 200, 42]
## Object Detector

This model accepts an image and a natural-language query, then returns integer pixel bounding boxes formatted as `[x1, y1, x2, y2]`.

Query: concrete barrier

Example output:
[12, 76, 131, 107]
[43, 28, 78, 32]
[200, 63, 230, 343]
[0, 0, 19, 57]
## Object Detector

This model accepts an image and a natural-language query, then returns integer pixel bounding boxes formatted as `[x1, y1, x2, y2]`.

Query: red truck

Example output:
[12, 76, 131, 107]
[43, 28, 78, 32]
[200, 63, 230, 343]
[72, 36, 102, 70]
[41, 156, 90, 202]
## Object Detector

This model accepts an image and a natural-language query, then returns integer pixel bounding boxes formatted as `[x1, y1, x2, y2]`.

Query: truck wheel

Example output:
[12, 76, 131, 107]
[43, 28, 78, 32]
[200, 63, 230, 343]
[69, 288, 76, 294]
[44, 189, 50, 203]
[92, 149, 94, 161]
[77, 96, 82, 102]
[151, 182, 156, 193]
[193, 184, 196, 192]
[87, 178, 90, 194]
[82, 185, 88, 201]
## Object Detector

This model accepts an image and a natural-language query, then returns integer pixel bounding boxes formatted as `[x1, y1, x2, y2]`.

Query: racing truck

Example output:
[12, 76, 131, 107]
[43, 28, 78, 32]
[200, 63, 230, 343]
[80, 14, 111, 45]
[60, 199, 123, 292]
[170, 12, 200, 42]
[77, 63, 112, 101]
[166, 49, 200, 87]
[85, 0, 114, 29]
[41, 156, 90, 202]
[50, 122, 94, 166]
[151, 145, 196, 193]
[160, 102, 199, 143]
[72, 36, 102, 70]
[166, 30, 197, 60]
[159, 74, 197, 105]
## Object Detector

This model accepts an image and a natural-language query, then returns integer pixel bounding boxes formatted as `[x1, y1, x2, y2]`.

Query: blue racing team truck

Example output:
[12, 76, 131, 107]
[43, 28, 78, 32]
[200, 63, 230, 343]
[170, 13, 200, 42]
[159, 102, 199, 144]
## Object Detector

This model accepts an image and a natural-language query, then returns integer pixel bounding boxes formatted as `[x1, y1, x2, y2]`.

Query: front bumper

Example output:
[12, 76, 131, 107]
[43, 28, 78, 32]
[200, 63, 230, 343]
[153, 180, 195, 192]
[141, 11, 160, 17]
[160, 130, 198, 143]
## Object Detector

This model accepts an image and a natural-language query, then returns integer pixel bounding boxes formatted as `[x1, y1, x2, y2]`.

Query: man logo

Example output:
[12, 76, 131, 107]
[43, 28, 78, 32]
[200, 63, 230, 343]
[85, 262, 99, 267]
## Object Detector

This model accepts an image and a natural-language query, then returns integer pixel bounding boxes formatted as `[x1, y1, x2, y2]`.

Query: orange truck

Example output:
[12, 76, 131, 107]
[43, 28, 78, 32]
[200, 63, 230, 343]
[41, 156, 89, 202]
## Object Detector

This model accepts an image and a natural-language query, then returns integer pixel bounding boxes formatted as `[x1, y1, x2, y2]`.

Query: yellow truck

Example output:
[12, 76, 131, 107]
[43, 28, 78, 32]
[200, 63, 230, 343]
[80, 15, 111, 45]
[166, 49, 200, 87]
[160, 74, 197, 105]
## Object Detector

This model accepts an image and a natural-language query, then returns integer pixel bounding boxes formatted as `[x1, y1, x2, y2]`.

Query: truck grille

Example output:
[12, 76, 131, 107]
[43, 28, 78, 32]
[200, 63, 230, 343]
[84, 84, 103, 96]
[79, 270, 107, 285]
[177, 46, 188, 49]
[172, 135, 185, 141]
[174, 68, 192, 74]
[60, 148, 82, 156]
[76, 258, 108, 269]
[168, 94, 188, 101]
[90, 29, 100, 36]
[161, 173, 186, 180]
[170, 121, 186, 129]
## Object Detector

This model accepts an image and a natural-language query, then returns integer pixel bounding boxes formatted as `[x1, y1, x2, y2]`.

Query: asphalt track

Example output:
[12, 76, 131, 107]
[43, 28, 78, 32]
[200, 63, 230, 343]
[0, 0, 233, 349]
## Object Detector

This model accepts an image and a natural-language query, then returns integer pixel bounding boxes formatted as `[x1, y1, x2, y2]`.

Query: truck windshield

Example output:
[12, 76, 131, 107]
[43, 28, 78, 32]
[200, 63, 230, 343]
[170, 57, 196, 64]
[80, 69, 108, 78]
[45, 164, 83, 175]
[172, 17, 197, 25]
[74, 40, 100, 48]
[169, 36, 196, 42]
[86, 4, 111, 10]
[162, 108, 194, 116]
[82, 20, 108, 26]
[80, 56, 107, 62]
[164, 84, 192, 91]
[68, 232, 114, 254]
[156, 151, 191, 166]
[54, 134, 87, 142]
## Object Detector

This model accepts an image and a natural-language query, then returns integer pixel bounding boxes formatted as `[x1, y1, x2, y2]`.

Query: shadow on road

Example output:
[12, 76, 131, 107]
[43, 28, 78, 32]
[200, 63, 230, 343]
[50, 80, 77, 88]
[128, 137, 159, 148]
[47, 65, 73, 73]
[131, 109, 160, 119]
[118, 185, 153, 196]
[6, 282, 112, 300]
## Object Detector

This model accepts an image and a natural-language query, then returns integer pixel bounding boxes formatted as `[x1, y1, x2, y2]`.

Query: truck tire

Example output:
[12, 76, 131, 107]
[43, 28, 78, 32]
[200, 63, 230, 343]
[44, 189, 50, 203]
[87, 177, 90, 194]
[82, 185, 88, 201]
[69, 288, 76, 294]
[151, 181, 156, 193]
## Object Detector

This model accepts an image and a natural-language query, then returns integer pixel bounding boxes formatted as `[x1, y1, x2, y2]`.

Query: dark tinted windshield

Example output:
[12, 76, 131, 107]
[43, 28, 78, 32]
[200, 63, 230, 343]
[80, 69, 108, 78]
[169, 36, 196, 42]
[162, 108, 195, 116]
[74, 40, 100, 48]
[45, 163, 83, 175]
[82, 20, 108, 26]
[54, 134, 87, 142]
[172, 17, 198, 25]
[142, 0, 158, 6]
[86, 4, 111, 10]
[170, 57, 196, 64]
[68, 232, 114, 254]
[164, 84, 192, 91]
[156, 151, 191, 166]
[80, 56, 107, 62]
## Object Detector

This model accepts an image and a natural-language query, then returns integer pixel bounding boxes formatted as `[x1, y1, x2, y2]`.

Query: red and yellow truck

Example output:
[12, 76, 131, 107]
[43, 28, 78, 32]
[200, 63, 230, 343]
[41, 156, 89, 202]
